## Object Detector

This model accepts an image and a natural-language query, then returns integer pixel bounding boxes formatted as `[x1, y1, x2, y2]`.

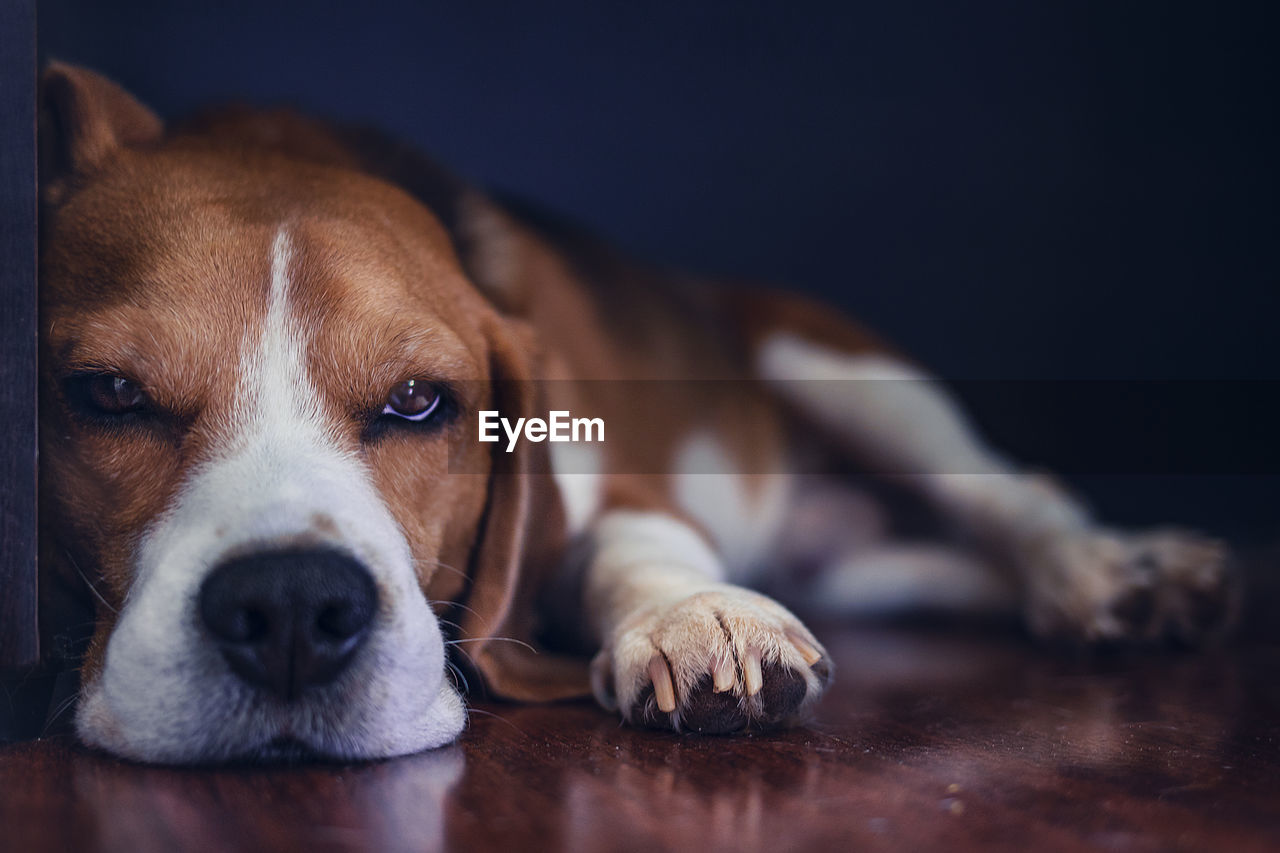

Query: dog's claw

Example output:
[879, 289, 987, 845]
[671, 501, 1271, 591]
[649, 654, 677, 713]
[712, 655, 736, 693]
[743, 648, 764, 696]
[788, 632, 823, 666]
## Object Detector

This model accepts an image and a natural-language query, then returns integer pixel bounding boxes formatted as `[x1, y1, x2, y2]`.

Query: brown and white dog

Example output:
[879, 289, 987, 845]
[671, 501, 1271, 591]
[37, 64, 1235, 764]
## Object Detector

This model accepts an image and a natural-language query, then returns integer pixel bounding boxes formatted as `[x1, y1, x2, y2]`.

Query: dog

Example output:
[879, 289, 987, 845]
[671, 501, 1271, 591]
[36, 63, 1236, 763]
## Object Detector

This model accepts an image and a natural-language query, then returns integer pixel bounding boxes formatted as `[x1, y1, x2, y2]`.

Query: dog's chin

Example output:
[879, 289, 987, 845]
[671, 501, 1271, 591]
[237, 736, 333, 766]
[76, 674, 468, 766]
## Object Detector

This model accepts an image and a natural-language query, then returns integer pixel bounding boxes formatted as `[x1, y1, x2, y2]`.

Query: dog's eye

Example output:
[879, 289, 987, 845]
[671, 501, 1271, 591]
[381, 379, 441, 422]
[77, 374, 149, 415]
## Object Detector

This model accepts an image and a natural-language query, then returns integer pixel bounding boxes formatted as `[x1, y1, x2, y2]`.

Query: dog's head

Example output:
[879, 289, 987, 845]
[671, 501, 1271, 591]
[37, 64, 566, 763]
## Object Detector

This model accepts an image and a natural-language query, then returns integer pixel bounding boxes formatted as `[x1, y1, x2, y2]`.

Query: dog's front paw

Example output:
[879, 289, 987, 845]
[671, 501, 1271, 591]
[591, 586, 830, 733]
[1024, 529, 1238, 645]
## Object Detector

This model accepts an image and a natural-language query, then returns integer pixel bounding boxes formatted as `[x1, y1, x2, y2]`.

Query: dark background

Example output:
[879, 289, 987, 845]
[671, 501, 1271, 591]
[37, 0, 1279, 540]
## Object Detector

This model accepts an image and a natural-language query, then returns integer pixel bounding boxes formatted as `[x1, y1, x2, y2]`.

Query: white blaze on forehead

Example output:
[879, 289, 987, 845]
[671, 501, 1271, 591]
[236, 227, 328, 442]
[76, 224, 465, 763]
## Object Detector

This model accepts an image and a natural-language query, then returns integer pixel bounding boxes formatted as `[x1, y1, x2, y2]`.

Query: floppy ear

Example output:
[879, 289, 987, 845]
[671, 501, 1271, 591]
[39, 62, 163, 197]
[457, 316, 592, 701]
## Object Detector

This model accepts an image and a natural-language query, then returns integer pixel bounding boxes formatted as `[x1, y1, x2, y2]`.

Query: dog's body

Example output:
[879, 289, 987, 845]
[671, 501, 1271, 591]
[37, 65, 1235, 763]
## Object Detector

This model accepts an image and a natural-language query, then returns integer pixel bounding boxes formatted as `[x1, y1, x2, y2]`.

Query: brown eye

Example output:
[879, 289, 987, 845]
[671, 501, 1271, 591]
[381, 379, 441, 422]
[81, 374, 148, 415]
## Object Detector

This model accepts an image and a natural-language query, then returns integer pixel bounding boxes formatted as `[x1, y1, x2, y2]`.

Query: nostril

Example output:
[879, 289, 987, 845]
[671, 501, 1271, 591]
[244, 608, 269, 642]
[200, 584, 273, 646]
[316, 601, 369, 641]
[224, 608, 270, 644]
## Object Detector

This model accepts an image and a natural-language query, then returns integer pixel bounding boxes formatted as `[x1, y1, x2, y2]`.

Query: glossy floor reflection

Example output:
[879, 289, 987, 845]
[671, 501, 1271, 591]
[3, 621, 1279, 852]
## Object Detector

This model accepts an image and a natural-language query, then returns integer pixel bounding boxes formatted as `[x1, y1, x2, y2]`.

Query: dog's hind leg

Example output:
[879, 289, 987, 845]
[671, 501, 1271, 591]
[738, 292, 1236, 644]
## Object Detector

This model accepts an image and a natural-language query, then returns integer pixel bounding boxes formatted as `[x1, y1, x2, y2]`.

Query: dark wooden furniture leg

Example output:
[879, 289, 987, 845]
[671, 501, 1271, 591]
[0, 0, 40, 673]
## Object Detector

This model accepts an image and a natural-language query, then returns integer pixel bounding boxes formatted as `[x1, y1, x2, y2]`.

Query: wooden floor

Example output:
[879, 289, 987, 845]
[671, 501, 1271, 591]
[3, 608, 1279, 853]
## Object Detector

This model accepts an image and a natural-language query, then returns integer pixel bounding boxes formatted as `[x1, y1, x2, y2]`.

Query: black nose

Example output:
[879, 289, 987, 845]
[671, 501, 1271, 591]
[198, 549, 378, 700]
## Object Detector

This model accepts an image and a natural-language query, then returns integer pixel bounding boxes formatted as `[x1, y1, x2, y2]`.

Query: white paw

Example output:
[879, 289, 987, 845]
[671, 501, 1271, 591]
[590, 585, 830, 733]
[1023, 529, 1237, 644]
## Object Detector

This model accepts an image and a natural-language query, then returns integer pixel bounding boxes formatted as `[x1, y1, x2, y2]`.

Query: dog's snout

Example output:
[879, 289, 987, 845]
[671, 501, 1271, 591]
[198, 549, 378, 700]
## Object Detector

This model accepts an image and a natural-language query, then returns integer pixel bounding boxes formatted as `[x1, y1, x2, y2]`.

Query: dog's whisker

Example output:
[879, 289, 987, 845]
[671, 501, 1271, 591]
[65, 549, 117, 615]
[465, 706, 525, 735]
[449, 646, 479, 672]
[446, 636, 538, 653]
[41, 690, 82, 737]
[445, 659, 471, 695]
[445, 600, 483, 620]
[412, 557, 469, 581]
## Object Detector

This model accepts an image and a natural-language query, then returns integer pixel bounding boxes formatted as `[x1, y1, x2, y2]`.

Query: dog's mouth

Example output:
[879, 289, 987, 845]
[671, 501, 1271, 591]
[239, 736, 335, 766]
